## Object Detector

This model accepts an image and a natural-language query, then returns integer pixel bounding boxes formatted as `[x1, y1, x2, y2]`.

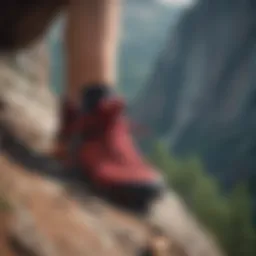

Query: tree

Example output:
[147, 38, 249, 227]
[149, 141, 256, 256]
[227, 184, 256, 256]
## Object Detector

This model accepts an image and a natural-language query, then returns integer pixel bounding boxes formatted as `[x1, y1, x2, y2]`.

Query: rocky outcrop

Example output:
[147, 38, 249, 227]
[0, 154, 223, 256]
[0, 157, 149, 256]
[0, 42, 58, 153]
[0, 39, 224, 255]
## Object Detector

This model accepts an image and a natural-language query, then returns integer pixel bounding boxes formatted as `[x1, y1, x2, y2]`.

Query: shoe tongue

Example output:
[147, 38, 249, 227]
[81, 85, 113, 112]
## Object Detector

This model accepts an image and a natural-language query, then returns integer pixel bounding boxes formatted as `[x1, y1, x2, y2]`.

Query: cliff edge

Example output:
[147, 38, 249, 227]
[0, 42, 223, 256]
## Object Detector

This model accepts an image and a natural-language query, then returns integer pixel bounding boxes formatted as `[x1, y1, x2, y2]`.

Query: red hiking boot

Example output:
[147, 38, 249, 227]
[54, 87, 164, 208]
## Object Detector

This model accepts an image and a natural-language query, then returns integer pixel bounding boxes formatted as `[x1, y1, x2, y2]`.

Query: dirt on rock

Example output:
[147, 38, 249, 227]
[0, 154, 179, 256]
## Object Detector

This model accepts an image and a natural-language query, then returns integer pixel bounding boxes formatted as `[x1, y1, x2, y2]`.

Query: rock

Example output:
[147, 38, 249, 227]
[0, 42, 58, 153]
[0, 156, 147, 256]
[0, 154, 224, 256]
[0, 39, 223, 256]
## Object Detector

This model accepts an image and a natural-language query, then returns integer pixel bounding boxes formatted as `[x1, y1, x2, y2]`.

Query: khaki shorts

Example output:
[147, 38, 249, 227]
[0, 1, 66, 51]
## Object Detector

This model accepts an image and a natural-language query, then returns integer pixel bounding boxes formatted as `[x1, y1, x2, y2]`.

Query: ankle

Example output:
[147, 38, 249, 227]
[80, 84, 114, 111]
[66, 82, 116, 106]
[63, 83, 117, 113]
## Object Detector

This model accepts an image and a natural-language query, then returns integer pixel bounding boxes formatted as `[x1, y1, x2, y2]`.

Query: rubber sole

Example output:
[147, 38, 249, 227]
[0, 123, 163, 214]
[65, 165, 164, 214]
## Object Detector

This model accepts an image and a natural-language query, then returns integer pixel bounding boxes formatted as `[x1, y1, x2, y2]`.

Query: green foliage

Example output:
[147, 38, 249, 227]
[227, 185, 256, 256]
[149, 141, 256, 256]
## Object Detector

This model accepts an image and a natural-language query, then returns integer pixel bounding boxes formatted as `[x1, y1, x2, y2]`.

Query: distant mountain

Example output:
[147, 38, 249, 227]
[131, 0, 256, 191]
[118, 0, 182, 99]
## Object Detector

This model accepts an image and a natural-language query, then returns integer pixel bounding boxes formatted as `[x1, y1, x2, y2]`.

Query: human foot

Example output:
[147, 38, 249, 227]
[54, 86, 164, 208]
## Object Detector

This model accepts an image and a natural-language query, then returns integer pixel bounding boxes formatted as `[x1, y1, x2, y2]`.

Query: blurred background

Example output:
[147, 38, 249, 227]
[47, 0, 256, 254]
[48, 0, 256, 252]
[2, 0, 256, 255]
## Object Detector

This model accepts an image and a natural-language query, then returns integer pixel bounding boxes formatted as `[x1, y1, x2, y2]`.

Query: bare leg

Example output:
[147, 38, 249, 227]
[53, 0, 121, 157]
[55, 0, 163, 205]
[65, 0, 121, 103]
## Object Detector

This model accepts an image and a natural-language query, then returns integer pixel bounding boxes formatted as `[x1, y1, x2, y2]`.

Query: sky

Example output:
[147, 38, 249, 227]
[159, 0, 194, 6]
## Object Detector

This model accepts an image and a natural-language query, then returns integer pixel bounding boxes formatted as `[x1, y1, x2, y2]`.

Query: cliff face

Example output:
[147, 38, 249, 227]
[131, 0, 256, 187]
